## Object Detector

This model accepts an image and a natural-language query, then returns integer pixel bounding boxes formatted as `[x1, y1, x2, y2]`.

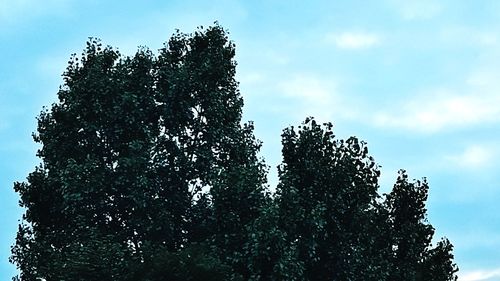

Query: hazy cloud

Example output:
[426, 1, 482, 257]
[447, 145, 495, 169]
[325, 32, 381, 49]
[278, 74, 340, 121]
[372, 67, 500, 133]
[461, 268, 500, 281]
[388, 0, 442, 20]
[374, 92, 500, 133]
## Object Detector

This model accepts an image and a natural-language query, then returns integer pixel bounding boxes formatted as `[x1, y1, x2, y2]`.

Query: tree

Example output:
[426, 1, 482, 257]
[11, 24, 266, 281]
[419, 238, 459, 281]
[384, 171, 458, 281]
[274, 118, 388, 281]
[11, 24, 458, 281]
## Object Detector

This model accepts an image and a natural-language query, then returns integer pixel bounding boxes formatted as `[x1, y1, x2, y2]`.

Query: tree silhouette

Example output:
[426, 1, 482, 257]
[11, 24, 458, 281]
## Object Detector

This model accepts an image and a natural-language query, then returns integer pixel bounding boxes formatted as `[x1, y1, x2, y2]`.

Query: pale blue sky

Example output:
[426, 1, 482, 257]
[2, 1, 500, 280]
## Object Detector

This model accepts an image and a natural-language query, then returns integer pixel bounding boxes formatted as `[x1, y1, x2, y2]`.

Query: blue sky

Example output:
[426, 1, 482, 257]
[1, 0, 500, 279]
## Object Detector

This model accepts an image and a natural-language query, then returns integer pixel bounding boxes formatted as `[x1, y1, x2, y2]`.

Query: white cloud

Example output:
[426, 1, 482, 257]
[270, 60, 500, 137]
[460, 268, 500, 281]
[388, 0, 442, 20]
[325, 32, 381, 49]
[447, 145, 494, 169]
[372, 69, 500, 133]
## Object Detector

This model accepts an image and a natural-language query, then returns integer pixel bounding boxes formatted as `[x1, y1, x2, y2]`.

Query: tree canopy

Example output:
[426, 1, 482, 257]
[11, 24, 458, 281]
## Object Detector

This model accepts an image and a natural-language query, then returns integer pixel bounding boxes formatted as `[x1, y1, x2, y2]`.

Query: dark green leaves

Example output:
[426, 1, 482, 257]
[12, 24, 259, 280]
[11, 25, 458, 281]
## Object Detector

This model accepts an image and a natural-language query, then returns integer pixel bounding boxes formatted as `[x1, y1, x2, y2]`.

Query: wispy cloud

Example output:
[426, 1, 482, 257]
[372, 67, 500, 134]
[325, 32, 381, 49]
[447, 145, 495, 169]
[388, 0, 442, 20]
[373, 91, 500, 133]
[461, 268, 500, 281]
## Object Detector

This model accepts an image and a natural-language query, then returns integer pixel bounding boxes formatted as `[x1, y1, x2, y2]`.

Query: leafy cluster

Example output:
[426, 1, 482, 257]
[11, 25, 458, 280]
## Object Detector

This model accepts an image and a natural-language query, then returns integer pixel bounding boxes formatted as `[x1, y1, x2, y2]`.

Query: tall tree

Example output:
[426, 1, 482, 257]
[275, 118, 383, 281]
[271, 119, 458, 281]
[419, 238, 458, 281]
[155, 26, 268, 278]
[11, 25, 266, 281]
[385, 171, 434, 280]
[11, 24, 458, 281]
[384, 171, 458, 281]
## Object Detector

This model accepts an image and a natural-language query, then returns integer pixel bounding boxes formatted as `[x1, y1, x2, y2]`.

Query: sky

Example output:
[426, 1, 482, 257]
[1, 0, 500, 280]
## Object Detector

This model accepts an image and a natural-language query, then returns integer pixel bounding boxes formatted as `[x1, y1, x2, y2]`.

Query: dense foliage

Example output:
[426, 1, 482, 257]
[11, 24, 458, 280]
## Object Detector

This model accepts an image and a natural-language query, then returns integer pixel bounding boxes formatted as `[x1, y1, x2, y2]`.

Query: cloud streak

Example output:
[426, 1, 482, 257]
[447, 145, 495, 169]
[325, 32, 381, 49]
[373, 91, 500, 133]
[460, 268, 500, 281]
[372, 67, 500, 134]
[388, 0, 442, 20]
